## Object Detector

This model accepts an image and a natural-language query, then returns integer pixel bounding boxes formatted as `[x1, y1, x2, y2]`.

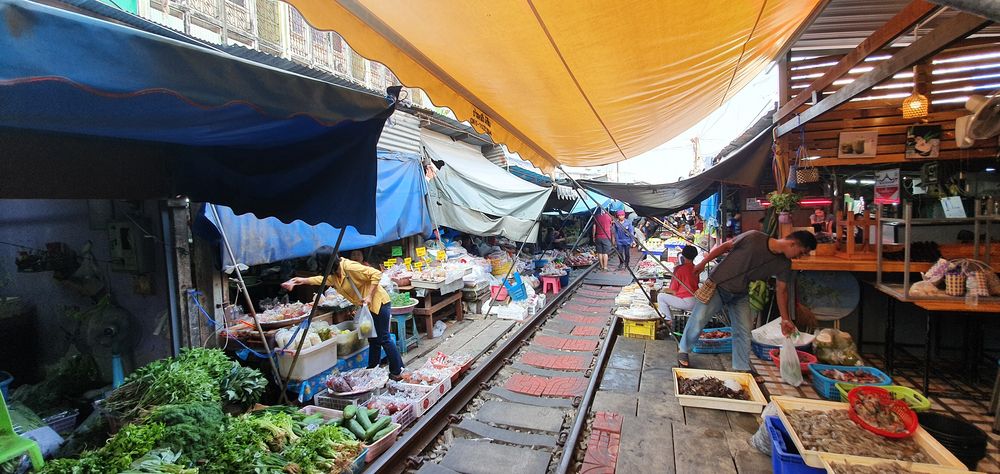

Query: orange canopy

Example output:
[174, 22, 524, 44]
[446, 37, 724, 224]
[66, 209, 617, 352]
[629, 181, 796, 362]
[287, 0, 821, 170]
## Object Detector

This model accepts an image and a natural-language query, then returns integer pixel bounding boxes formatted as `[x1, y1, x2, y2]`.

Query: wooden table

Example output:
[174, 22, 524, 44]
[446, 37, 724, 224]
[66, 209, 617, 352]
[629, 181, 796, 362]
[874, 283, 1000, 397]
[413, 291, 463, 339]
[793, 255, 935, 272]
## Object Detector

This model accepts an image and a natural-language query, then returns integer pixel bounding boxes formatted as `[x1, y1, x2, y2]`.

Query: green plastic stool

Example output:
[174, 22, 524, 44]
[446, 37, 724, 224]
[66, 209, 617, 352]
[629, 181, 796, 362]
[390, 313, 420, 355]
[0, 390, 44, 471]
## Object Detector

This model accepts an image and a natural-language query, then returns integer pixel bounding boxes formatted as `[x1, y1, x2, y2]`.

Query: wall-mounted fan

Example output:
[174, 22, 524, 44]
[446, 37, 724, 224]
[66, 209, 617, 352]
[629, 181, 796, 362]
[956, 91, 1000, 148]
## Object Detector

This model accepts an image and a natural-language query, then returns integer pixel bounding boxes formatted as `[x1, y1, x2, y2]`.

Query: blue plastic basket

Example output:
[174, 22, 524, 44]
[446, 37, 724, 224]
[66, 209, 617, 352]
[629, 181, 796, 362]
[693, 327, 732, 354]
[808, 363, 892, 400]
[765, 416, 825, 474]
[751, 340, 812, 360]
[504, 273, 528, 301]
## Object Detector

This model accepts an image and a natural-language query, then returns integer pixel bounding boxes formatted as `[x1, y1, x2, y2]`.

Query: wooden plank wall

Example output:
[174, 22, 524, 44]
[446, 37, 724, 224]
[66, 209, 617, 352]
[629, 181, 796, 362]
[782, 38, 1000, 168]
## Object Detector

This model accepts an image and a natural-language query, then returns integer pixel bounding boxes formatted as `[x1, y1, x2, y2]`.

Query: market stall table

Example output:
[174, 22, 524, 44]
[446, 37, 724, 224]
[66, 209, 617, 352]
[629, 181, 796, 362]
[876, 282, 1000, 398]
[413, 291, 464, 339]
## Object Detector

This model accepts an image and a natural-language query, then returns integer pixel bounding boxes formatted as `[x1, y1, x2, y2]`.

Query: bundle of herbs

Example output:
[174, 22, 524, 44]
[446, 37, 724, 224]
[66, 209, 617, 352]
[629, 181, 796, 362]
[100, 348, 265, 423]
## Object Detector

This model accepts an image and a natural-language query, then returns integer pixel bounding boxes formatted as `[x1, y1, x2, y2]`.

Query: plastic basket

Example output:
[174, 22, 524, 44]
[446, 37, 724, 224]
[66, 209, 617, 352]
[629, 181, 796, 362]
[847, 386, 918, 439]
[752, 339, 812, 360]
[346, 448, 367, 474]
[808, 364, 892, 400]
[623, 319, 657, 340]
[364, 422, 401, 462]
[490, 285, 509, 301]
[768, 349, 818, 374]
[693, 327, 732, 354]
[315, 390, 378, 411]
[276, 336, 338, 381]
[835, 382, 931, 412]
[504, 273, 528, 301]
[764, 416, 825, 474]
[43, 409, 79, 434]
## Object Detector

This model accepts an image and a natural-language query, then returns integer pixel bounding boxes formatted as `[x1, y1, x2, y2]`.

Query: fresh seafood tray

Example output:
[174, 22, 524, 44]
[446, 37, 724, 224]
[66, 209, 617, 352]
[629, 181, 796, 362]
[671, 368, 766, 414]
[809, 363, 892, 400]
[818, 453, 978, 473]
[771, 396, 966, 469]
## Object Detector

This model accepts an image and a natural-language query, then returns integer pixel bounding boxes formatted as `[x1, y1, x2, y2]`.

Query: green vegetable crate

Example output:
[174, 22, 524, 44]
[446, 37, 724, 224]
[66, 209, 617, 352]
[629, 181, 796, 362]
[300, 406, 402, 463]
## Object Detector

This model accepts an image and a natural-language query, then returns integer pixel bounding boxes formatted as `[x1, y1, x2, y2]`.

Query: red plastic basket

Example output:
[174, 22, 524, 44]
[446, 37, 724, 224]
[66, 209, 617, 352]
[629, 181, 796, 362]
[768, 348, 818, 374]
[847, 386, 918, 439]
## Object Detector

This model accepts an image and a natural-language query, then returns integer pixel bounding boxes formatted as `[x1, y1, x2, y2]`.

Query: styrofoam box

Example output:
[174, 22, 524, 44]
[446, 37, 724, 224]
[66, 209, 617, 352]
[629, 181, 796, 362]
[399, 377, 452, 417]
[276, 336, 338, 381]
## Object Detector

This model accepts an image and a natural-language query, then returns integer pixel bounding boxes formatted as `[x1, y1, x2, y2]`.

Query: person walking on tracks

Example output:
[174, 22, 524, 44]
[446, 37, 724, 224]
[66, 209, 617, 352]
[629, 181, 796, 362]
[676, 230, 816, 375]
[592, 208, 615, 272]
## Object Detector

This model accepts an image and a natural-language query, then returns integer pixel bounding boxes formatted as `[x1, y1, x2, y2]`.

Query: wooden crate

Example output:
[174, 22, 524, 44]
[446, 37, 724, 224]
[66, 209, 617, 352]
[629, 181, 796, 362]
[672, 368, 767, 414]
[772, 396, 967, 470]
[819, 453, 981, 473]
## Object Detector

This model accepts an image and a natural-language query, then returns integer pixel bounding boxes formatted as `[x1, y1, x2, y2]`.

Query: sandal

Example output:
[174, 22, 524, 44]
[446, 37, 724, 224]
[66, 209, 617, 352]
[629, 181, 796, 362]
[677, 352, 690, 368]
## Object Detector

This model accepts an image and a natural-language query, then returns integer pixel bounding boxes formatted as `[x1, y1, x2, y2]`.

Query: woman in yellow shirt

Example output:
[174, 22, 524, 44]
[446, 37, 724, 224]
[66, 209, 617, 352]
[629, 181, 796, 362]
[282, 247, 403, 378]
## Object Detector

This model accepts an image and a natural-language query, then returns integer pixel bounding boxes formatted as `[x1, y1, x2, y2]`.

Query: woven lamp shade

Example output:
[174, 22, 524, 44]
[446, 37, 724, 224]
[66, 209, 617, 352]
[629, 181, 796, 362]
[903, 90, 929, 118]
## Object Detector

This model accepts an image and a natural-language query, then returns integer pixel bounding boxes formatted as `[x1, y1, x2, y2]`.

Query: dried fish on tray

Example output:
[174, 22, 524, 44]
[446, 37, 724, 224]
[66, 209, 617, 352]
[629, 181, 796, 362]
[671, 368, 766, 413]
[772, 396, 966, 469]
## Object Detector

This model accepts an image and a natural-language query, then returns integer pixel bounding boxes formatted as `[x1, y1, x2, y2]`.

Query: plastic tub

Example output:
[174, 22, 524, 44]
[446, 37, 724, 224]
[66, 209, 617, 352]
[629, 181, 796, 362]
[835, 383, 931, 412]
[808, 364, 891, 400]
[693, 327, 732, 354]
[363, 422, 401, 462]
[559, 273, 570, 287]
[335, 321, 361, 355]
[764, 416, 824, 474]
[347, 448, 368, 474]
[276, 336, 338, 381]
[752, 340, 812, 360]
[916, 412, 987, 469]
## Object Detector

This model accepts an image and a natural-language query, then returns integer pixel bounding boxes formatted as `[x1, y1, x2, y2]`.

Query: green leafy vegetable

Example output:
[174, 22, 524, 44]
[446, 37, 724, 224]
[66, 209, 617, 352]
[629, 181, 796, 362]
[220, 365, 268, 410]
[282, 425, 361, 474]
[120, 449, 197, 473]
[143, 403, 225, 466]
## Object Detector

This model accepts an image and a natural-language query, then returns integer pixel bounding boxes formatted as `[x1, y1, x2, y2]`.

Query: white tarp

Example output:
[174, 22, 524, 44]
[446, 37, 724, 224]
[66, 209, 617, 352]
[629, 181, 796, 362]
[422, 130, 550, 242]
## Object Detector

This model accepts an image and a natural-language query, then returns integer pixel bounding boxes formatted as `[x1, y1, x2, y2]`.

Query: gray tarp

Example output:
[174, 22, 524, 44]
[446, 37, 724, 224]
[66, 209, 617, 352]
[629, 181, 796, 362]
[422, 131, 551, 242]
[579, 126, 773, 216]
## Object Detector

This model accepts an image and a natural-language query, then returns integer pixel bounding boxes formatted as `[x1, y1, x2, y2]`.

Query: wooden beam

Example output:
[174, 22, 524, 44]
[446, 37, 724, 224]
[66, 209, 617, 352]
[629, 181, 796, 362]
[775, 12, 991, 137]
[774, 0, 938, 124]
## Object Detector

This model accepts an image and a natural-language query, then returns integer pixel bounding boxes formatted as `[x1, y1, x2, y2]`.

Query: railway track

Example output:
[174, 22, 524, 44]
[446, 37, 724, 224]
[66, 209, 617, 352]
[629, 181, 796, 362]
[363, 265, 627, 474]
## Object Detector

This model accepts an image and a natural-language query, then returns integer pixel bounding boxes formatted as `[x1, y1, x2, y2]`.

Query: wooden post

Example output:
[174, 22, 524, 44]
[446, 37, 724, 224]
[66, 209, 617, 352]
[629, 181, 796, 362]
[167, 197, 197, 348]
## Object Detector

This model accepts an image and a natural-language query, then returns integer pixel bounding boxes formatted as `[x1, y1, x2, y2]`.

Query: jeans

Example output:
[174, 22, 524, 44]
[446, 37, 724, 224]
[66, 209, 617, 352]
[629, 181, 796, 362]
[367, 303, 404, 375]
[616, 244, 631, 266]
[678, 288, 752, 371]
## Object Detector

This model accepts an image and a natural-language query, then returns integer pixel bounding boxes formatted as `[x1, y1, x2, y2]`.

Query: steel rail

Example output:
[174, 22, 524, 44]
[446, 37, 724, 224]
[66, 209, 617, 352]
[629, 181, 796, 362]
[362, 263, 596, 473]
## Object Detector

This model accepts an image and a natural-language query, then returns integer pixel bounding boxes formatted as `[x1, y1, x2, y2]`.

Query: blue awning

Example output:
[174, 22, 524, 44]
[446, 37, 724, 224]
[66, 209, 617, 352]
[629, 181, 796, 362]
[0, 0, 396, 233]
[199, 151, 432, 267]
[508, 166, 553, 187]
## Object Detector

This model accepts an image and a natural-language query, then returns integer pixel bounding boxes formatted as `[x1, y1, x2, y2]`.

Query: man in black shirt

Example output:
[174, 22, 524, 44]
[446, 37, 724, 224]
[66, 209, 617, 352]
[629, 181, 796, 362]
[677, 230, 817, 373]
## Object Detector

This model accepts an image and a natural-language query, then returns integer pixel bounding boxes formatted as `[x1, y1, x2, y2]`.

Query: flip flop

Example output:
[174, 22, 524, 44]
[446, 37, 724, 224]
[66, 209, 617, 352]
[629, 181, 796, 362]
[677, 352, 690, 368]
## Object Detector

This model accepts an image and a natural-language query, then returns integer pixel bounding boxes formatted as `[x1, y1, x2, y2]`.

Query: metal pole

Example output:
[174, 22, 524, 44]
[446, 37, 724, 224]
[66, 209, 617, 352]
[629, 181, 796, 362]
[278, 228, 346, 402]
[903, 201, 912, 299]
[876, 203, 884, 288]
[209, 204, 284, 391]
[570, 210, 596, 252]
[482, 219, 541, 317]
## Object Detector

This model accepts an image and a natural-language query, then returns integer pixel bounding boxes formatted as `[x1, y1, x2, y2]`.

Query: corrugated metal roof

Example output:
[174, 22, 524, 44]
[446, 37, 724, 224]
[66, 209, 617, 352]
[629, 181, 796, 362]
[791, 0, 1000, 55]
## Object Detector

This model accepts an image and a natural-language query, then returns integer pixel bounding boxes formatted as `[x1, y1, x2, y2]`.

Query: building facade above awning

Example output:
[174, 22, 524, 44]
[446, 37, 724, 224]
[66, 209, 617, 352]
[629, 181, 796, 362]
[282, 0, 820, 171]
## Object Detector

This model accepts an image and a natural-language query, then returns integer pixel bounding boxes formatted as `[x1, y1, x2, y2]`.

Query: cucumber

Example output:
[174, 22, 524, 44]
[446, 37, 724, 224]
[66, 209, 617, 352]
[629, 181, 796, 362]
[346, 419, 366, 440]
[365, 417, 392, 442]
[370, 424, 395, 443]
[368, 407, 380, 422]
[343, 405, 357, 421]
[356, 408, 373, 431]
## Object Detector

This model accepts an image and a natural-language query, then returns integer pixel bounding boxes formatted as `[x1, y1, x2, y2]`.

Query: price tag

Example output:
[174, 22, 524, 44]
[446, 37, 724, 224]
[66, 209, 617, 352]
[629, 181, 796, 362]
[437, 250, 447, 261]
[403, 257, 412, 270]
[384, 258, 397, 268]
[414, 260, 424, 270]
[416, 247, 426, 258]
[391, 246, 403, 257]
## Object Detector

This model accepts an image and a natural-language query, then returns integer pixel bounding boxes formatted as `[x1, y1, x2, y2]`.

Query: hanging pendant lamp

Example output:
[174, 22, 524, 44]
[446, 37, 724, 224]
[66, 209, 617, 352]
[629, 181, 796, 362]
[903, 66, 929, 119]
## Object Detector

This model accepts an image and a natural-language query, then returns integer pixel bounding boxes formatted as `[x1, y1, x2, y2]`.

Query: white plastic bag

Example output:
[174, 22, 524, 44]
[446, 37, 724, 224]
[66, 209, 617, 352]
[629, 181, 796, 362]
[752, 318, 815, 347]
[355, 304, 378, 338]
[432, 320, 447, 338]
[779, 336, 803, 387]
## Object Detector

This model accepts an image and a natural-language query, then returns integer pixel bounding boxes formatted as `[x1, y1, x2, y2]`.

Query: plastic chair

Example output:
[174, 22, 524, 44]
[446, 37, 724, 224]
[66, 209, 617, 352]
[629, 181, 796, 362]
[0, 390, 44, 471]
[541, 276, 561, 294]
[390, 313, 420, 355]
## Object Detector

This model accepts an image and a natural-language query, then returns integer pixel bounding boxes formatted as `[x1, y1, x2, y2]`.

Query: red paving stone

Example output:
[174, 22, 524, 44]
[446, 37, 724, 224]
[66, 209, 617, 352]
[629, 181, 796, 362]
[505, 374, 589, 398]
[592, 411, 624, 434]
[572, 326, 602, 337]
[533, 335, 599, 352]
[557, 313, 608, 325]
[563, 304, 607, 313]
[521, 351, 591, 371]
[582, 411, 623, 474]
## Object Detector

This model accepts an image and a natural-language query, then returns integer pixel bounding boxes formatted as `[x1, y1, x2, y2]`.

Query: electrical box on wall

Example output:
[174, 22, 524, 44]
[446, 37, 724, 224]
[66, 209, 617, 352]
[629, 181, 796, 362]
[108, 221, 153, 273]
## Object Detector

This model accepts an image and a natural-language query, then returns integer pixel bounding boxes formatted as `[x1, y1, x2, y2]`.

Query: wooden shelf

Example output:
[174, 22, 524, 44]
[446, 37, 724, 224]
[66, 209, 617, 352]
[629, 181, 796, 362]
[792, 255, 933, 272]
[873, 283, 1000, 313]
[802, 148, 998, 168]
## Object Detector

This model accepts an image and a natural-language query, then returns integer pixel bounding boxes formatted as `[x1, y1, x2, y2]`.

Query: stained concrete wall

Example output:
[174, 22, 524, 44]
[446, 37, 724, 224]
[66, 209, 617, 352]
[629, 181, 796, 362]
[0, 199, 172, 384]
